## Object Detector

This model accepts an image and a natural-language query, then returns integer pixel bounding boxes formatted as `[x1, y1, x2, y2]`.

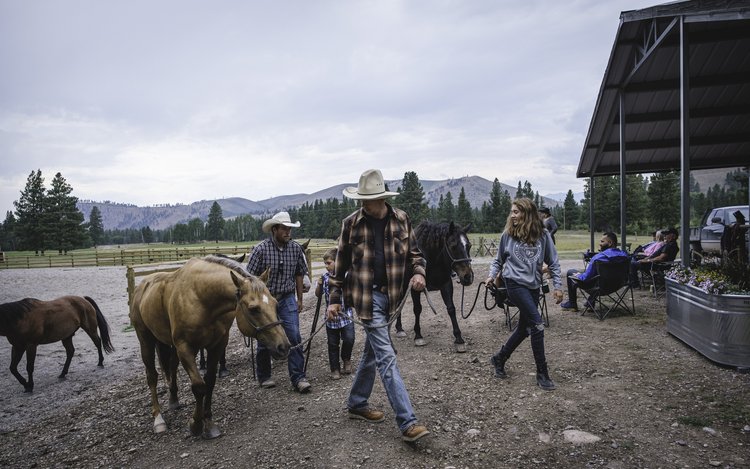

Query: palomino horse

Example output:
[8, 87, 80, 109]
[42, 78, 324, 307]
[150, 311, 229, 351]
[0, 295, 114, 392]
[129, 255, 290, 439]
[396, 221, 474, 352]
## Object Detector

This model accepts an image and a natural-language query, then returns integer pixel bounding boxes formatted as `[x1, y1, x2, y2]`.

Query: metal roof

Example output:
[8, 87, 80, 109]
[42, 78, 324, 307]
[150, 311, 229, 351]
[578, 0, 750, 178]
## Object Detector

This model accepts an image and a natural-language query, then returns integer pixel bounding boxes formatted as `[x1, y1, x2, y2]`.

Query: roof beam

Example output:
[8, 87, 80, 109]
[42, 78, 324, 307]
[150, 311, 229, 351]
[580, 155, 748, 177]
[599, 133, 750, 152]
[604, 72, 750, 92]
[613, 105, 750, 124]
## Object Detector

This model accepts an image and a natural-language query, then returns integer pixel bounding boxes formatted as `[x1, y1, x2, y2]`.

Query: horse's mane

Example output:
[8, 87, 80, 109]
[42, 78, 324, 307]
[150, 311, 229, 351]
[415, 221, 453, 255]
[203, 255, 253, 278]
[0, 298, 37, 330]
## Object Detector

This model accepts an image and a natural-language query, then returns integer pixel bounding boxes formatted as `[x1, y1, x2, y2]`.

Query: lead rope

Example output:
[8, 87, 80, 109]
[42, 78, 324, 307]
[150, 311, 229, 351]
[459, 281, 492, 319]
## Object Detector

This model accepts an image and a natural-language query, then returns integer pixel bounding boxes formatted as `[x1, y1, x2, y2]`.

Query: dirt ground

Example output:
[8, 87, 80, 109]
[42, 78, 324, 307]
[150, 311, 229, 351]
[1, 260, 749, 469]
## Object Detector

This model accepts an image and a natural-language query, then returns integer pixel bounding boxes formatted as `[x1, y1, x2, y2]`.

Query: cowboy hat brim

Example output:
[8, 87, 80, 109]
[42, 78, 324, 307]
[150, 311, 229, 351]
[262, 219, 301, 233]
[342, 186, 399, 200]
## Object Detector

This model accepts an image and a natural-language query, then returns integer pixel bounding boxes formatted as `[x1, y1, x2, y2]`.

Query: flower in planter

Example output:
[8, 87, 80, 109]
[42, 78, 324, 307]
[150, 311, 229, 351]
[666, 258, 749, 295]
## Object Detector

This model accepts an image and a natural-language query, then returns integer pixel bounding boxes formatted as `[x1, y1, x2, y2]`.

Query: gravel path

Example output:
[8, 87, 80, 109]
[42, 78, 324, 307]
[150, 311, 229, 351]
[1, 260, 749, 468]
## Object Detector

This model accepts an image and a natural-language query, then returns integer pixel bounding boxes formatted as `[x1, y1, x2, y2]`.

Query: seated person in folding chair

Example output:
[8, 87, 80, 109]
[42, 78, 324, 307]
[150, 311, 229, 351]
[561, 232, 628, 312]
[632, 229, 664, 259]
[629, 228, 679, 287]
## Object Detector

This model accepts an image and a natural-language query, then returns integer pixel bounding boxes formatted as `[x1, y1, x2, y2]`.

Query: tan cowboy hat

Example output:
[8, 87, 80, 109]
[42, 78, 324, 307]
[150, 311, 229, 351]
[343, 169, 399, 200]
[262, 211, 301, 233]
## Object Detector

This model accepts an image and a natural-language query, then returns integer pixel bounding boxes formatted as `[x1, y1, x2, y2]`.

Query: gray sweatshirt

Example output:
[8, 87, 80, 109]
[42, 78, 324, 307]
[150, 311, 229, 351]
[488, 231, 562, 290]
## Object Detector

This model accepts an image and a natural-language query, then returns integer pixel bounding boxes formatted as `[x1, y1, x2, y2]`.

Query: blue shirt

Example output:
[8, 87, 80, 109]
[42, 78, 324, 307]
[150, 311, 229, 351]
[578, 248, 629, 282]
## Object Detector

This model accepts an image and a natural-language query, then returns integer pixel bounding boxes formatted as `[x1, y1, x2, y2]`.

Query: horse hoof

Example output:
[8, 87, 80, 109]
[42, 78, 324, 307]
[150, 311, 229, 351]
[168, 400, 181, 411]
[396, 331, 407, 338]
[454, 343, 467, 353]
[154, 414, 167, 433]
[202, 424, 222, 440]
[219, 369, 230, 378]
[414, 338, 426, 347]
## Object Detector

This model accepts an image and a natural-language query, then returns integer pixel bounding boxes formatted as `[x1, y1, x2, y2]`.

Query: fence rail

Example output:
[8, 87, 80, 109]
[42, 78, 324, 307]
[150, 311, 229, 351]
[0, 245, 258, 270]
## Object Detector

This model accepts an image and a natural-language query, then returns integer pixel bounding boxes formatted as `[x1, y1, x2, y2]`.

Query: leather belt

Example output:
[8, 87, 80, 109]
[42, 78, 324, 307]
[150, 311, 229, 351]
[372, 285, 387, 294]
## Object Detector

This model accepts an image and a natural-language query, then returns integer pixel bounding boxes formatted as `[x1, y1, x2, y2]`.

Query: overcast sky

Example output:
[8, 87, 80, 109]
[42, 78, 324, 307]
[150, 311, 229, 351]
[0, 0, 660, 216]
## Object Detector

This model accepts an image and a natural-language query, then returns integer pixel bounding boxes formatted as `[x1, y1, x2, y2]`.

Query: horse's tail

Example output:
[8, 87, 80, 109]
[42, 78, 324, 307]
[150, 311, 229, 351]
[85, 296, 115, 353]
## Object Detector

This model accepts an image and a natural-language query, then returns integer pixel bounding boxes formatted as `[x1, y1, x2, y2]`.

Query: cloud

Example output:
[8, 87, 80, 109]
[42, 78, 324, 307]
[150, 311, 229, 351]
[0, 0, 661, 216]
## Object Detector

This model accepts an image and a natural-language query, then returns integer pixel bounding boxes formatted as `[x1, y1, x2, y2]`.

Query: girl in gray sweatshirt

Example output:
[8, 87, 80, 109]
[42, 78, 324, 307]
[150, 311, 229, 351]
[485, 198, 563, 391]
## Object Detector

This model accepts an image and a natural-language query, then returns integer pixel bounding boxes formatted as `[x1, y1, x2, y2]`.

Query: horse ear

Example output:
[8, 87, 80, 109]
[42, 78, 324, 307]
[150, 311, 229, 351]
[259, 267, 272, 284]
[230, 271, 244, 289]
[300, 239, 310, 249]
[448, 221, 456, 233]
[463, 222, 472, 233]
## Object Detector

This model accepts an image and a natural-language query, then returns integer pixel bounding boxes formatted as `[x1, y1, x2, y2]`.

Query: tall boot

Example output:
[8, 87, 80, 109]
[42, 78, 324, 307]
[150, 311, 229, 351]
[490, 346, 510, 379]
[535, 361, 556, 391]
[530, 326, 556, 391]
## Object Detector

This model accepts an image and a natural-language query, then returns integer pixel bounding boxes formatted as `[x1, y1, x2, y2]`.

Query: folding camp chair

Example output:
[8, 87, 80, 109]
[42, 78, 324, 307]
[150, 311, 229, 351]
[638, 260, 678, 299]
[497, 282, 550, 331]
[571, 258, 635, 320]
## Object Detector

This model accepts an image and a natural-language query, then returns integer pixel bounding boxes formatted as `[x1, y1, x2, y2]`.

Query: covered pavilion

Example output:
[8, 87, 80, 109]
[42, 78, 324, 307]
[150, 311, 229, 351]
[578, 0, 750, 265]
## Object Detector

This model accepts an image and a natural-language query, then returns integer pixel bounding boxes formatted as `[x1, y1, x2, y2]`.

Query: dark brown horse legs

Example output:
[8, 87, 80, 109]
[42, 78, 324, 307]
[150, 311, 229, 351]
[60, 336, 75, 378]
[10, 345, 32, 392]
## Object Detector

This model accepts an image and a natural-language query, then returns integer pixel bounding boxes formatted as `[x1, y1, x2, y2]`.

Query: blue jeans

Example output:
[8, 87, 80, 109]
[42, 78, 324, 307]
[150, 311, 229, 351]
[348, 291, 417, 432]
[326, 322, 355, 371]
[256, 293, 305, 386]
[501, 279, 547, 365]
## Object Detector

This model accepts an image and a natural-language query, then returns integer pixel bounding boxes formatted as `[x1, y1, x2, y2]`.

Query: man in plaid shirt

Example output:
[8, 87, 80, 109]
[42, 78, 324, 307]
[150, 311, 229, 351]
[246, 211, 310, 393]
[327, 169, 430, 443]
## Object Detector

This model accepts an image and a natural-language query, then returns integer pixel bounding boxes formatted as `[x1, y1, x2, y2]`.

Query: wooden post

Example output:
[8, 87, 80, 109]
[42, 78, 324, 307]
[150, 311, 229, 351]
[126, 266, 135, 307]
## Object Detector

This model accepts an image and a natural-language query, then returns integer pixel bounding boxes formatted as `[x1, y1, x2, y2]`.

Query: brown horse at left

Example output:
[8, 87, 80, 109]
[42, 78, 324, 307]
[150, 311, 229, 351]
[0, 295, 115, 393]
[129, 255, 291, 439]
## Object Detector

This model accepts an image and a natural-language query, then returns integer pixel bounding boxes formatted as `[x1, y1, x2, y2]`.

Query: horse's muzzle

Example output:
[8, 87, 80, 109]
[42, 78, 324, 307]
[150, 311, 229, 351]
[270, 342, 290, 360]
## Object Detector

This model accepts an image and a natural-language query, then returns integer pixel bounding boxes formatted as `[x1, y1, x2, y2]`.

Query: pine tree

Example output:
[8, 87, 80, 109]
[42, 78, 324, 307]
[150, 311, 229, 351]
[395, 171, 428, 224]
[563, 190, 579, 230]
[14, 169, 48, 254]
[1, 211, 19, 251]
[456, 187, 473, 227]
[487, 178, 510, 232]
[46, 172, 87, 254]
[206, 201, 225, 242]
[648, 171, 680, 228]
[88, 206, 104, 247]
[438, 191, 456, 222]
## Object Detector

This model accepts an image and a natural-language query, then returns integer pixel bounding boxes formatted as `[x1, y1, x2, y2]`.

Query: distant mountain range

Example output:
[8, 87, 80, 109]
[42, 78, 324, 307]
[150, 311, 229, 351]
[77, 176, 563, 230]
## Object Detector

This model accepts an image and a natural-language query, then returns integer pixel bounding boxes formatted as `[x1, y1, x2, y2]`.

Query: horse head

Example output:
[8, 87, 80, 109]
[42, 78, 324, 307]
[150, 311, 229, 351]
[230, 270, 290, 359]
[446, 222, 474, 286]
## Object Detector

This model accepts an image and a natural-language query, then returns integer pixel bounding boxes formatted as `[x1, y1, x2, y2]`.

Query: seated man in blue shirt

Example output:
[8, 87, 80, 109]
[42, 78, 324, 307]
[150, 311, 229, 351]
[561, 232, 628, 312]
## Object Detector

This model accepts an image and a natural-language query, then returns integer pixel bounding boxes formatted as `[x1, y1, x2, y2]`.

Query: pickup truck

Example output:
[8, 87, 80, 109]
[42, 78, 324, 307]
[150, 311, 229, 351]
[689, 205, 749, 254]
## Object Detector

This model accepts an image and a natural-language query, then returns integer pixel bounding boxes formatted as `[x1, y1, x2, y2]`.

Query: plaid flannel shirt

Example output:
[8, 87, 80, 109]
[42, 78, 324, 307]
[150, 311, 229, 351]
[328, 203, 426, 320]
[246, 237, 308, 298]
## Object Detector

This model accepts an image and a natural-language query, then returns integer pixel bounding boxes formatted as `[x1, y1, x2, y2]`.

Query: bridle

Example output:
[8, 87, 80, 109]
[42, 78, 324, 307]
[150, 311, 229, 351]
[235, 288, 284, 335]
[443, 237, 472, 270]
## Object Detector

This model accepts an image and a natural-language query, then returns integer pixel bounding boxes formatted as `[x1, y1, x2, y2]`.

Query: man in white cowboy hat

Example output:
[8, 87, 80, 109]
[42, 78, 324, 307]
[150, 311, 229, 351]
[246, 211, 311, 393]
[326, 168, 430, 442]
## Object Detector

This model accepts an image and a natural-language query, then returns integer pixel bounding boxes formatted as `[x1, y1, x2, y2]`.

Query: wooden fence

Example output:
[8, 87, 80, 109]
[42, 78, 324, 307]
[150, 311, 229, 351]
[0, 245, 257, 270]
[124, 243, 333, 307]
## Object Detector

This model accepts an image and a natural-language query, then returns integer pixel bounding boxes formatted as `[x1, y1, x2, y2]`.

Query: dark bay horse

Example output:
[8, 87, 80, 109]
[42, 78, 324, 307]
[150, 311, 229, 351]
[396, 221, 474, 352]
[129, 255, 290, 439]
[0, 295, 114, 392]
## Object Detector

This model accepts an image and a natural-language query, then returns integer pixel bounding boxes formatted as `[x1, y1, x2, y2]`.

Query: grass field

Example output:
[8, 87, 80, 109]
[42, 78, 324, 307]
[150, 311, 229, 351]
[1, 230, 650, 269]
